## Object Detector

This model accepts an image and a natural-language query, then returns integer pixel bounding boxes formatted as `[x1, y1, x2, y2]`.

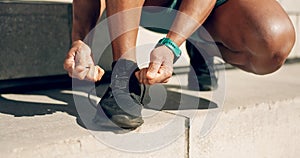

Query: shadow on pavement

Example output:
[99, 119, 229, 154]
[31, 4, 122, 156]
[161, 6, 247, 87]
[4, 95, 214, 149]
[0, 89, 77, 117]
[143, 84, 218, 111]
[0, 83, 218, 133]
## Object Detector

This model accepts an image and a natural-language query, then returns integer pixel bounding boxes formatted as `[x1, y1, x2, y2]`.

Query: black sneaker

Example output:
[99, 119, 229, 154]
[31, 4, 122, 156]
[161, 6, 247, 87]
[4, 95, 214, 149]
[186, 40, 218, 91]
[95, 59, 144, 129]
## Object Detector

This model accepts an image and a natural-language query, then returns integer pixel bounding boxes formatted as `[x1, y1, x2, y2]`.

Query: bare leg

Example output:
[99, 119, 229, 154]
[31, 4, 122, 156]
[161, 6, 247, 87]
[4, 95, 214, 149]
[105, 0, 145, 61]
[106, 0, 176, 61]
[198, 0, 295, 75]
[72, 0, 106, 41]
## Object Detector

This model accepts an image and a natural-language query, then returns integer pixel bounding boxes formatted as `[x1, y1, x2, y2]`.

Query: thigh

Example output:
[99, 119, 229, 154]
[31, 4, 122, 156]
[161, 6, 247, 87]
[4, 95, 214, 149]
[203, 0, 294, 53]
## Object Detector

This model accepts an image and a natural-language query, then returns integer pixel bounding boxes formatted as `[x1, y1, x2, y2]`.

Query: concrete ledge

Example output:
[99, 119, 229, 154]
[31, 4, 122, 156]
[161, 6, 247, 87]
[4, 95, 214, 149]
[1, 63, 300, 157]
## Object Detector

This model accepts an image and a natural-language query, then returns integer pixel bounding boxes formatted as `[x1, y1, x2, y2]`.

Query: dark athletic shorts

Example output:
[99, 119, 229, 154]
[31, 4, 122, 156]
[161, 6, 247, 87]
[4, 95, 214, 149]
[140, 0, 227, 34]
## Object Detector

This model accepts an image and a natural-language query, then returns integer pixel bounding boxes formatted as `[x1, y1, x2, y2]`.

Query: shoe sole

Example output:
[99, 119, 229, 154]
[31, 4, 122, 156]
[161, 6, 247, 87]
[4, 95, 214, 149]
[111, 115, 144, 129]
[93, 113, 144, 130]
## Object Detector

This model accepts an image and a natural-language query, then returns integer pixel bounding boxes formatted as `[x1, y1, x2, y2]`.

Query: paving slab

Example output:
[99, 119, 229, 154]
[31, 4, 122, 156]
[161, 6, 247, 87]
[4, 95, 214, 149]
[163, 63, 300, 158]
[190, 98, 300, 158]
[0, 86, 188, 158]
[1, 63, 300, 157]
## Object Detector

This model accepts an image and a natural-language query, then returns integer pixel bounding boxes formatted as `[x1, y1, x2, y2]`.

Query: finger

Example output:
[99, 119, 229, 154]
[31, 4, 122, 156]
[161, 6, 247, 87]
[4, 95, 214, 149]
[68, 72, 73, 78]
[75, 45, 94, 69]
[96, 65, 105, 81]
[85, 65, 104, 82]
[64, 59, 75, 73]
[136, 70, 145, 84]
[74, 65, 89, 80]
[146, 62, 161, 79]
[135, 71, 141, 83]
[85, 65, 96, 81]
[162, 78, 170, 83]
[159, 66, 173, 81]
[63, 47, 78, 72]
[141, 68, 150, 84]
[137, 68, 147, 84]
[148, 66, 172, 84]
[66, 58, 89, 80]
[138, 69, 145, 84]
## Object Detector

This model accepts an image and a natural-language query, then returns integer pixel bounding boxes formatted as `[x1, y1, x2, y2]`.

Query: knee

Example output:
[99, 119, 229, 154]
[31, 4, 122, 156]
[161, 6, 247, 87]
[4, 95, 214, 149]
[249, 20, 295, 75]
[251, 42, 294, 75]
[251, 51, 288, 75]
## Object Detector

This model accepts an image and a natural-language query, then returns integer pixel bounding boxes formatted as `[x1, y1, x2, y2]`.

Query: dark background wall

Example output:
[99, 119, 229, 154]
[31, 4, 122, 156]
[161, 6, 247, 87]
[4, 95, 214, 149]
[0, 2, 72, 80]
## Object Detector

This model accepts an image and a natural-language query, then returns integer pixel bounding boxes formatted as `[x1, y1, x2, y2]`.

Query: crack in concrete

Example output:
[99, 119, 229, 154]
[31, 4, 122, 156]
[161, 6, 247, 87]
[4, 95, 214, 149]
[162, 111, 191, 158]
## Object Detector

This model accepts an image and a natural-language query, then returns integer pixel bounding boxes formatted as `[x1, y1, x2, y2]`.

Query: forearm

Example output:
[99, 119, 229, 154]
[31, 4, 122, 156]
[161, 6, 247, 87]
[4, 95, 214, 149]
[167, 0, 216, 46]
[72, 0, 103, 42]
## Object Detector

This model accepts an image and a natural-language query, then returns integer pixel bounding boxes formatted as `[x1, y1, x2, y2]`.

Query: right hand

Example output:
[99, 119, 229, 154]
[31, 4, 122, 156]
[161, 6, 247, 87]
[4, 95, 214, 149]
[135, 45, 174, 85]
[63, 40, 104, 82]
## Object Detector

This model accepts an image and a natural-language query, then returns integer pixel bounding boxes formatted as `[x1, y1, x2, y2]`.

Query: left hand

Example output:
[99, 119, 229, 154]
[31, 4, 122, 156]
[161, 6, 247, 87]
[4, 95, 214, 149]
[63, 40, 104, 82]
[135, 45, 174, 85]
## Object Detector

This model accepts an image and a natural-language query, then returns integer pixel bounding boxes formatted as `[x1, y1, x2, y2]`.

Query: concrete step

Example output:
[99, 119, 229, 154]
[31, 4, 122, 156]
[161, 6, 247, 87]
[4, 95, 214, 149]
[1, 63, 300, 157]
[0, 83, 188, 157]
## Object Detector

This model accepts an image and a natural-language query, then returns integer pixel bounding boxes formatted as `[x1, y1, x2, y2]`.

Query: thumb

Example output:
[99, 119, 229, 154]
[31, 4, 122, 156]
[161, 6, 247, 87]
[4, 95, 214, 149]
[147, 61, 161, 79]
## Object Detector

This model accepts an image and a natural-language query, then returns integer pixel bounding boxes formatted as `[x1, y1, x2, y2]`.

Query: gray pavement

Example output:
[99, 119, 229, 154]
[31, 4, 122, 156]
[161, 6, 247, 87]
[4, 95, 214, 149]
[1, 63, 300, 158]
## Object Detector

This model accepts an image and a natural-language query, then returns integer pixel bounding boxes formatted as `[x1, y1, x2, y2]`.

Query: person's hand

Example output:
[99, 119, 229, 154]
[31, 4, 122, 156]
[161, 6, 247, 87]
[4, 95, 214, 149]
[63, 40, 104, 82]
[135, 45, 174, 85]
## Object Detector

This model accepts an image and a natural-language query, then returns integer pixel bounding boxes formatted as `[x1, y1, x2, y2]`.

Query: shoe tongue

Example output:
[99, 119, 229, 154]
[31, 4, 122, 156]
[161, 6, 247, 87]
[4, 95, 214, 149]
[111, 59, 137, 72]
[111, 59, 139, 91]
